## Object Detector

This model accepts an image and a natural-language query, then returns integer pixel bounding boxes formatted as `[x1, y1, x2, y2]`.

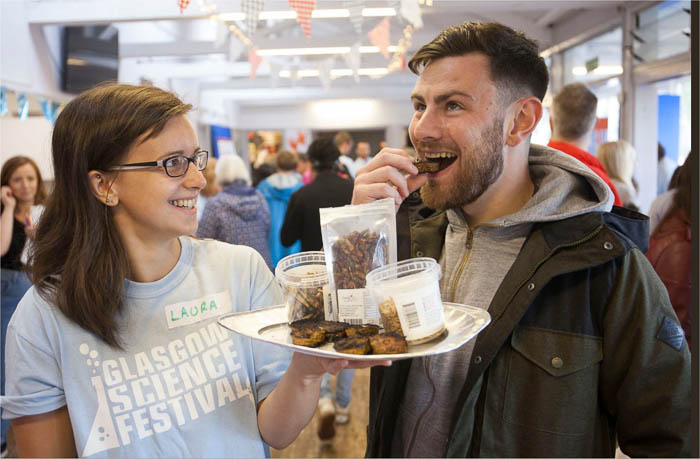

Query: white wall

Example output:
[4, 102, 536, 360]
[0, 116, 55, 180]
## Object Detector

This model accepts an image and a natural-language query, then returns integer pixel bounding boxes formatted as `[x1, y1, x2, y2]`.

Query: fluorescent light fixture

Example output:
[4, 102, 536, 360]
[256, 45, 398, 56]
[278, 67, 389, 78]
[217, 7, 395, 22]
[572, 65, 623, 76]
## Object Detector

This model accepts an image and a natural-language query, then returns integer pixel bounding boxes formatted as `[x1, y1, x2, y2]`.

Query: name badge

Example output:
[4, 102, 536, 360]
[164, 291, 232, 329]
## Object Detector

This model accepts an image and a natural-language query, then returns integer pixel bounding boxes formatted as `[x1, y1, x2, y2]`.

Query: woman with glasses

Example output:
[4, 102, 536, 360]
[0, 83, 385, 457]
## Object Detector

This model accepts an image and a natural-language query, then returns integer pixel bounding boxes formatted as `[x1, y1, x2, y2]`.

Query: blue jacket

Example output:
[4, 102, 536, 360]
[257, 173, 303, 268]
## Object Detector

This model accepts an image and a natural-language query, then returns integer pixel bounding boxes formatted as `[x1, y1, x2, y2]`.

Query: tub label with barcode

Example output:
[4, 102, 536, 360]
[391, 284, 445, 341]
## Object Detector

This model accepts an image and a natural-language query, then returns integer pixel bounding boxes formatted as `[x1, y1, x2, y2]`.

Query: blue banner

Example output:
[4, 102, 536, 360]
[16, 92, 29, 121]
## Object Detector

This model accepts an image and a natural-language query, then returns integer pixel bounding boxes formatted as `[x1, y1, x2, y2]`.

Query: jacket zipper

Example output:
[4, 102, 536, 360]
[448, 227, 474, 303]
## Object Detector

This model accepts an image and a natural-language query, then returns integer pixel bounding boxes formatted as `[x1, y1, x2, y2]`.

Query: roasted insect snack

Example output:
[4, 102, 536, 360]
[331, 230, 388, 289]
[333, 336, 372, 355]
[369, 332, 409, 354]
[345, 324, 380, 337]
[413, 159, 440, 173]
[317, 320, 350, 342]
[289, 319, 327, 347]
[276, 251, 329, 324]
[287, 285, 324, 322]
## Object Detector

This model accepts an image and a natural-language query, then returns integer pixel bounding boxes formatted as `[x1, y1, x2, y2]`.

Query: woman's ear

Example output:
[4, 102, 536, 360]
[505, 97, 543, 147]
[88, 171, 119, 206]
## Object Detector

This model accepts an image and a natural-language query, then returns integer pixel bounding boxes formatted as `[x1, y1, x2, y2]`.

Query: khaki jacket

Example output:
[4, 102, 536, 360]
[366, 206, 691, 457]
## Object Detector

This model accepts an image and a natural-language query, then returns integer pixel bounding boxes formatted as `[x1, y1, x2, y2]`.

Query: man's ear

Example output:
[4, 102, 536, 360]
[88, 171, 119, 206]
[505, 97, 543, 147]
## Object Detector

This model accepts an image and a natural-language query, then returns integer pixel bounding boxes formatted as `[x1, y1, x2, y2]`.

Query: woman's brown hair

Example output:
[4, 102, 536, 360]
[29, 83, 192, 348]
[0, 156, 48, 210]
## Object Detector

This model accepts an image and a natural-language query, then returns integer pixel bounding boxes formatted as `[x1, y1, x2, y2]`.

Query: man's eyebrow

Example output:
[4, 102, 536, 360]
[435, 91, 476, 104]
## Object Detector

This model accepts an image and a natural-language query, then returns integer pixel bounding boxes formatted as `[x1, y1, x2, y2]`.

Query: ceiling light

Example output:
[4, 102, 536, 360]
[217, 7, 395, 22]
[256, 45, 398, 56]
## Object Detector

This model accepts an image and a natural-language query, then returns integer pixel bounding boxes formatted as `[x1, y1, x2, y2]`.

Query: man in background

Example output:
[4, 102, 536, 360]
[548, 83, 622, 206]
[257, 150, 303, 268]
[334, 131, 357, 178]
[354, 141, 372, 170]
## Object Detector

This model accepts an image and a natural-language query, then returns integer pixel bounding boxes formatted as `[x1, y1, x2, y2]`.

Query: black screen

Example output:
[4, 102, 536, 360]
[61, 25, 119, 94]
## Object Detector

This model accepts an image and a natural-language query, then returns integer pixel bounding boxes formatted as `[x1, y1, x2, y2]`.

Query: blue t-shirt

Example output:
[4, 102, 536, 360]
[2, 237, 289, 458]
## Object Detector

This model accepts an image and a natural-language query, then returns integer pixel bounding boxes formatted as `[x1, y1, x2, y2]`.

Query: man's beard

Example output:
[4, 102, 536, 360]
[420, 115, 505, 211]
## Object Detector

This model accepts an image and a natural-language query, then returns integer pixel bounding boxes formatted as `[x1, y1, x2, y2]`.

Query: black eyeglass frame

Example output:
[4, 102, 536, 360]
[109, 150, 209, 178]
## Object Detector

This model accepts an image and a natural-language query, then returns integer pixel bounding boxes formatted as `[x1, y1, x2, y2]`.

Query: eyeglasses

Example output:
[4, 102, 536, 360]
[110, 150, 209, 178]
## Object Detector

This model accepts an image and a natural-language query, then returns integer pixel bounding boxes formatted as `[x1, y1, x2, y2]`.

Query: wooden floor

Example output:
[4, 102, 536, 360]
[271, 368, 370, 458]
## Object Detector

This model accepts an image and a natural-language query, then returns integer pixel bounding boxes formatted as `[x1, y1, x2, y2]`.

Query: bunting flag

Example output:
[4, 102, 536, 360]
[344, 0, 364, 35]
[288, 0, 315, 40]
[242, 0, 266, 36]
[400, 0, 423, 28]
[368, 17, 391, 58]
[343, 42, 361, 82]
[0, 87, 7, 117]
[38, 99, 61, 124]
[248, 48, 263, 80]
[317, 57, 335, 90]
[177, 0, 190, 13]
[16, 92, 29, 121]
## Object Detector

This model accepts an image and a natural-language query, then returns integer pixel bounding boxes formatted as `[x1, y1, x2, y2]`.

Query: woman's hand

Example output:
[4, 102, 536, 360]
[1, 186, 16, 210]
[352, 147, 428, 211]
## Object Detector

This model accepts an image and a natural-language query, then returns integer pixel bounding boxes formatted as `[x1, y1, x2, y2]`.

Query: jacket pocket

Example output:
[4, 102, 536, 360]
[503, 326, 603, 436]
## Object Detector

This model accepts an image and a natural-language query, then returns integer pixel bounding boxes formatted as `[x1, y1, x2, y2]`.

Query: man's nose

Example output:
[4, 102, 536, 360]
[412, 107, 443, 141]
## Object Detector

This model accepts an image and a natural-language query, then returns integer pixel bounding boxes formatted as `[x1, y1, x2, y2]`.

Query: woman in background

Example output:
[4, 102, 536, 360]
[197, 154, 273, 270]
[0, 155, 46, 453]
[646, 151, 693, 351]
[597, 140, 639, 210]
[1, 83, 384, 457]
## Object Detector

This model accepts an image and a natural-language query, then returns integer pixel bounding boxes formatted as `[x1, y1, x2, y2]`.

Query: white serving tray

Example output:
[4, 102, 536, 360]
[218, 302, 491, 361]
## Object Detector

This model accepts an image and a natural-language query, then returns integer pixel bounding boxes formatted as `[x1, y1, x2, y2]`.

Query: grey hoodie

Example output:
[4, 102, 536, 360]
[391, 144, 615, 457]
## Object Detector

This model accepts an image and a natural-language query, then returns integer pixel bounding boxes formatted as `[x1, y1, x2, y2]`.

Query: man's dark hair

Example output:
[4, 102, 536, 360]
[307, 137, 340, 171]
[408, 21, 549, 104]
[552, 83, 598, 140]
[658, 142, 666, 161]
[276, 150, 298, 171]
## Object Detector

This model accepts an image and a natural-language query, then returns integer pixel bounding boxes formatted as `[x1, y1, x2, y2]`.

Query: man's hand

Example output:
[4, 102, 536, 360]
[352, 148, 428, 211]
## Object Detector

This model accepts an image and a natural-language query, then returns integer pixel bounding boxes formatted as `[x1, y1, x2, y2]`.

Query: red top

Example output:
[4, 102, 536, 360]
[646, 211, 692, 350]
[548, 140, 623, 207]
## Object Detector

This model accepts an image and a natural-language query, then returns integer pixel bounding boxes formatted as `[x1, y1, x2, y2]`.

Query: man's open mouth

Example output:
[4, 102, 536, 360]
[415, 152, 458, 173]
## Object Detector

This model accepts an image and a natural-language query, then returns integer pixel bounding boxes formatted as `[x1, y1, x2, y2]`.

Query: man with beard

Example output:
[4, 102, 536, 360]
[353, 22, 690, 457]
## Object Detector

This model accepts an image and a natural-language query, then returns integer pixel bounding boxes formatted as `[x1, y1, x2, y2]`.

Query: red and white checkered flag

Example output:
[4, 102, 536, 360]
[368, 17, 391, 58]
[242, 0, 266, 36]
[288, 0, 315, 40]
[177, 0, 190, 13]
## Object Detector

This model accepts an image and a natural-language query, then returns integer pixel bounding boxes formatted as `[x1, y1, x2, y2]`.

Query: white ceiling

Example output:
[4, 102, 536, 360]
[25, 0, 653, 114]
